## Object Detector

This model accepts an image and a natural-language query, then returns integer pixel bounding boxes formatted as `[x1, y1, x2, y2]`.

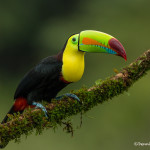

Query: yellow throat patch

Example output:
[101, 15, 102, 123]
[62, 34, 85, 83]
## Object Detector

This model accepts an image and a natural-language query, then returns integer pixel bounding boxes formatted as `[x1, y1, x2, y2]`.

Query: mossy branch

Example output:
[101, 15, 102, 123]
[1, 50, 150, 148]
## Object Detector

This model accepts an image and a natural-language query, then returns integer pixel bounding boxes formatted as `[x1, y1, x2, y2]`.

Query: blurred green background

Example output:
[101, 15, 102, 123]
[0, 0, 150, 149]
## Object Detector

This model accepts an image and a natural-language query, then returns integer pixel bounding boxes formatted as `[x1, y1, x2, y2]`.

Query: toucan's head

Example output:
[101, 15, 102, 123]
[66, 30, 127, 61]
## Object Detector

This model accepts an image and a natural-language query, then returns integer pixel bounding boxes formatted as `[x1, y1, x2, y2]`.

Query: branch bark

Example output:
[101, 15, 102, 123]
[1, 50, 150, 148]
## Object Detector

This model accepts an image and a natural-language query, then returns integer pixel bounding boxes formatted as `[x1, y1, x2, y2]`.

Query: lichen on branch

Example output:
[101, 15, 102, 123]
[0, 50, 150, 148]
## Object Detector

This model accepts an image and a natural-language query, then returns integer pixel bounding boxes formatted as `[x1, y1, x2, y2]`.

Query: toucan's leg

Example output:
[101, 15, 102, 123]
[32, 102, 48, 117]
[56, 93, 80, 102]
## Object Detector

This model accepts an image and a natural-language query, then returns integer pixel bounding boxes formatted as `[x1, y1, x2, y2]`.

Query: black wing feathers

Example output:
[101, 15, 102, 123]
[14, 56, 62, 99]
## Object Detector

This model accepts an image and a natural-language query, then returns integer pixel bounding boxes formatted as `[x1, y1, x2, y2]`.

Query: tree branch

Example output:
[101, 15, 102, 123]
[1, 50, 150, 148]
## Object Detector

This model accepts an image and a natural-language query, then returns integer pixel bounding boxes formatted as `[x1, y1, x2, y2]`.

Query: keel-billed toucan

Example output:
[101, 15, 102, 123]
[1, 30, 127, 123]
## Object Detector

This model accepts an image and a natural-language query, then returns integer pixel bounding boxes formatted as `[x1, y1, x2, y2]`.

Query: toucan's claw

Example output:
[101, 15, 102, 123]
[56, 93, 80, 102]
[32, 102, 48, 117]
[65, 93, 80, 102]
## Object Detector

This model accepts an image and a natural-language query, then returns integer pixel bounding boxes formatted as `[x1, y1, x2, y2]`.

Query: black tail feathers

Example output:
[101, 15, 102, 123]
[1, 106, 22, 124]
[1, 106, 15, 124]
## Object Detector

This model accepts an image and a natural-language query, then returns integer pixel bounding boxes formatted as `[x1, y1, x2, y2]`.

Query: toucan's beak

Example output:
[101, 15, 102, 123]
[79, 30, 127, 61]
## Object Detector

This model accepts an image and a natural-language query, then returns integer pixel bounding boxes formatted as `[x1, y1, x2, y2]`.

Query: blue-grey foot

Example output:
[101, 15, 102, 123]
[32, 102, 48, 117]
[56, 93, 80, 102]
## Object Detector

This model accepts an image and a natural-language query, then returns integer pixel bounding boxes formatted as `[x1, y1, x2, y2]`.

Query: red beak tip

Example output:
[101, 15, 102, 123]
[124, 55, 127, 61]
[109, 38, 127, 61]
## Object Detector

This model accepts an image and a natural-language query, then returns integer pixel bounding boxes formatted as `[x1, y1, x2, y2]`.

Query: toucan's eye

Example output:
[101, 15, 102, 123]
[72, 37, 77, 44]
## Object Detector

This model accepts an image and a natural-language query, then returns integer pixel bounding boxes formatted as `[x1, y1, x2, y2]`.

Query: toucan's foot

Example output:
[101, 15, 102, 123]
[32, 102, 48, 117]
[56, 93, 80, 102]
